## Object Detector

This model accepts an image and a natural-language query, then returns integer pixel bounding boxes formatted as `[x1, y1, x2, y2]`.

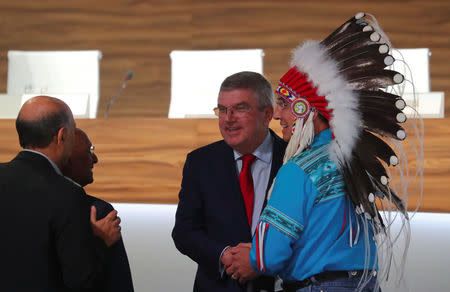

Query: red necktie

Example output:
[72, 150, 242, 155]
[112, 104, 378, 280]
[239, 154, 256, 227]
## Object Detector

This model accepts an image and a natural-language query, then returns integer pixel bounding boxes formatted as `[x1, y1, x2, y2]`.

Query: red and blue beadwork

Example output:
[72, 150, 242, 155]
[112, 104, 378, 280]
[276, 84, 311, 119]
[277, 67, 333, 121]
[276, 85, 296, 103]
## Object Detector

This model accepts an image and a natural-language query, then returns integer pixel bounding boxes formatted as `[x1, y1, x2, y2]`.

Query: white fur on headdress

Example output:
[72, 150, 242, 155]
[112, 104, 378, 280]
[290, 40, 361, 163]
[282, 112, 315, 165]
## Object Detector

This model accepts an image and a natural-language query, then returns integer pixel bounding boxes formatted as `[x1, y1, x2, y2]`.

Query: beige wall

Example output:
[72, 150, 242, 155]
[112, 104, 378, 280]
[0, 118, 448, 212]
[0, 0, 449, 117]
[0, 1, 448, 211]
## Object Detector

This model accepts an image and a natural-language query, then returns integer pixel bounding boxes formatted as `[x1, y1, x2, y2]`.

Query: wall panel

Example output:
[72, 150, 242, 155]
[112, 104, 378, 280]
[0, 0, 448, 117]
[0, 118, 448, 213]
[0, 0, 448, 210]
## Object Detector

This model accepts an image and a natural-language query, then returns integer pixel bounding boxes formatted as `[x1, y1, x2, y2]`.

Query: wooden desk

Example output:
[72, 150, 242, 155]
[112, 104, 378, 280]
[1, 118, 448, 212]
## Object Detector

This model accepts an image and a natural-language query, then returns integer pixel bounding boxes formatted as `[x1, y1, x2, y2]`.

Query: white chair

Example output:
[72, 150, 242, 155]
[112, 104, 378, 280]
[0, 94, 22, 118]
[7, 50, 102, 118]
[169, 49, 264, 118]
[391, 48, 444, 118]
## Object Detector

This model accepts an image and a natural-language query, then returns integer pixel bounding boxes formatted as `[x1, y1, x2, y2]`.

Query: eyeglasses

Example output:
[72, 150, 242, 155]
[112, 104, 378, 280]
[213, 103, 253, 117]
[90, 145, 95, 155]
[275, 98, 290, 110]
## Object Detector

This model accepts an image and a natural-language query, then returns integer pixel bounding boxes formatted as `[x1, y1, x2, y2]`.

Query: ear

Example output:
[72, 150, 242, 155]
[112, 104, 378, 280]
[56, 127, 67, 146]
[263, 106, 274, 126]
[312, 109, 319, 120]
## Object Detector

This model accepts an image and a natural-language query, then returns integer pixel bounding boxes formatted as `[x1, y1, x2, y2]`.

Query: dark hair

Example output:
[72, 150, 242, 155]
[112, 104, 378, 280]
[317, 111, 330, 125]
[16, 109, 71, 148]
[219, 71, 274, 109]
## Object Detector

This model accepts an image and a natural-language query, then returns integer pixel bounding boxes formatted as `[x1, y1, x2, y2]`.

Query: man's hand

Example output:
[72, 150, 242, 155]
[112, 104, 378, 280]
[90, 206, 121, 247]
[221, 247, 233, 269]
[226, 242, 258, 284]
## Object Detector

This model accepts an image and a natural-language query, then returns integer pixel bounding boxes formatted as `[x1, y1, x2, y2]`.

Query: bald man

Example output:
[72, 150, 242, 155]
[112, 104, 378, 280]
[62, 128, 134, 292]
[0, 96, 120, 292]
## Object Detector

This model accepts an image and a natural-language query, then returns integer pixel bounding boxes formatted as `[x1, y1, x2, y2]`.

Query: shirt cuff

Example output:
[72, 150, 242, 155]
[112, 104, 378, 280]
[218, 245, 230, 278]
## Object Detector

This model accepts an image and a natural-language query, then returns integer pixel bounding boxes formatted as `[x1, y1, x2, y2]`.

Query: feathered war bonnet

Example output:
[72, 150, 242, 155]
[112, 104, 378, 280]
[276, 12, 409, 225]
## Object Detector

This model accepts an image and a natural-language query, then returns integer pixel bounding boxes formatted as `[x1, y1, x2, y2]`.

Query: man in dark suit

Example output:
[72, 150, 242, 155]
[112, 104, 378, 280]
[0, 96, 121, 291]
[62, 128, 134, 292]
[172, 71, 287, 292]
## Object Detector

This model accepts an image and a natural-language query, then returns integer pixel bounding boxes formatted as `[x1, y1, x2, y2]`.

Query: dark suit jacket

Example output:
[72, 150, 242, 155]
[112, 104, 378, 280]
[86, 195, 134, 292]
[172, 130, 287, 292]
[0, 151, 106, 292]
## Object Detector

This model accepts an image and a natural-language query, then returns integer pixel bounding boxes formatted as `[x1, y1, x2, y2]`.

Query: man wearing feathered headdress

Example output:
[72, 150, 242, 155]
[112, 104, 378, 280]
[226, 12, 419, 291]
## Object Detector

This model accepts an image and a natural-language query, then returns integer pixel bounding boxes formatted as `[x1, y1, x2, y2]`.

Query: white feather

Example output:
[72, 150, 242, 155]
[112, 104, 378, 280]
[290, 40, 361, 163]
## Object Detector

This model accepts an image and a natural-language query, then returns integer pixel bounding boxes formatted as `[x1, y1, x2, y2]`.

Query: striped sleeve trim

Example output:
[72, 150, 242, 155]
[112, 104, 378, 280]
[260, 206, 304, 240]
[255, 221, 269, 272]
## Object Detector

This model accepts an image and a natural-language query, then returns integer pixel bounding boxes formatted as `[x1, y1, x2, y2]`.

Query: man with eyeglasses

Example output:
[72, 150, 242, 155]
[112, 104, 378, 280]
[62, 128, 134, 292]
[172, 71, 287, 292]
[0, 96, 120, 291]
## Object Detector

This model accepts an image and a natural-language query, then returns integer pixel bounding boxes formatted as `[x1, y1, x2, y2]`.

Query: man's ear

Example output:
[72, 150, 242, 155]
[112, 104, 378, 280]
[264, 106, 274, 126]
[312, 109, 319, 120]
[56, 127, 66, 145]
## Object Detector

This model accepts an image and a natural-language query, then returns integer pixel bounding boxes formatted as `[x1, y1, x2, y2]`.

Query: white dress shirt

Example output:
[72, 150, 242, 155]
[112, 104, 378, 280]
[234, 131, 273, 235]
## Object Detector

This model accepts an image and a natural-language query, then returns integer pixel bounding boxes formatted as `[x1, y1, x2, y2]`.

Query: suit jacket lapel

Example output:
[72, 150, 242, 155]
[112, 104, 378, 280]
[222, 142, 252, 235]
[223, 143, 241, 197]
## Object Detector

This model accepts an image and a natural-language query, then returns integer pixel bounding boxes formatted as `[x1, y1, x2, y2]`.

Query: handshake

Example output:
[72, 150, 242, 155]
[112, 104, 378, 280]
[221, 242, 258, 284]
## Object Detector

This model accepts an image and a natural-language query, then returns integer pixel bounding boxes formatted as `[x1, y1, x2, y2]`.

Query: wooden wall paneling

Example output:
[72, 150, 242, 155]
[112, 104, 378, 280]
[0, 0, 194, 118]
[0, 119, 20, 155]
[0, 0, 448, 118]
[191, 1, 450, 113]
[0, 1, 448, 210]
[77, 118, 220, 204]
[416, 118, 450, 212]
[0, 118, 449, 213]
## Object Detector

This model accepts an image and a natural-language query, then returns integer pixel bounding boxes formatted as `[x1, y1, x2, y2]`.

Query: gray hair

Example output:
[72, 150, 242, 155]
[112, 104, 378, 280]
[219, 71, 274, 109]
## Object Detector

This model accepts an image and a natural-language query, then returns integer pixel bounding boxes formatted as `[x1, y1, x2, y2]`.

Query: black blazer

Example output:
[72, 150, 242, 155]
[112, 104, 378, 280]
[172, 130, 287, 292]
[87, 195, 134, 292]
[0, 151, 105, 292]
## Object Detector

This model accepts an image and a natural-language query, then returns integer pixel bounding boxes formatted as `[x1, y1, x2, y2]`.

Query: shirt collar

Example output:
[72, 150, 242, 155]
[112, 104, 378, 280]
[22, 149, 63, 176]
[234, 131, 273, 164]
[311, 128, 333, 148]
[64, 176, 82, 188]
